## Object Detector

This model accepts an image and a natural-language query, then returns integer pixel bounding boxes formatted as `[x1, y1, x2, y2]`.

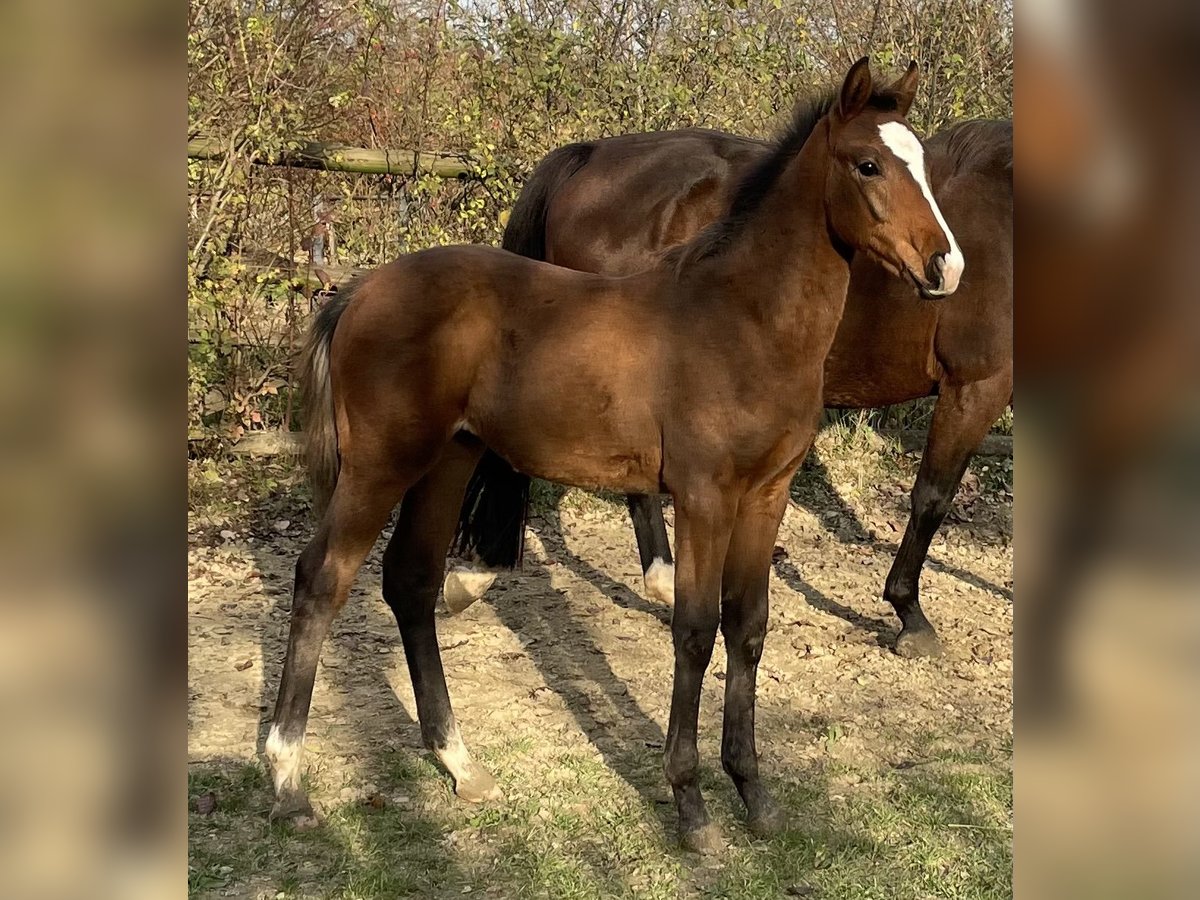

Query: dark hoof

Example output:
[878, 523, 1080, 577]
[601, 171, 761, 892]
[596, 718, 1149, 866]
[747, 804, 789, 838]
[270, 792, 320, 830]
[895, 626, 943, 659]
[681, 822, 726, 855]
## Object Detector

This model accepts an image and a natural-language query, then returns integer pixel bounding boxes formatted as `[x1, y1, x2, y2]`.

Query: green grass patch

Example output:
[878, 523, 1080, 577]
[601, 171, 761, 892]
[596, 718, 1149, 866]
[189, 735, 1010, 899]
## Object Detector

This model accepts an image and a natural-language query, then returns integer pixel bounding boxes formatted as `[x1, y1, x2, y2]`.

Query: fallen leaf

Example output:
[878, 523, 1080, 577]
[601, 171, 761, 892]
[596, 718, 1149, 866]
[363, 793, 386, 810]
[785, 883, 817, 897]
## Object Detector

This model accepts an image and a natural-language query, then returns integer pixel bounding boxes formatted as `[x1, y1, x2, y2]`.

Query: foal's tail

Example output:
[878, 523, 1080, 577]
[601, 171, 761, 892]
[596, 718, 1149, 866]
[452, 142, 594, 569]
[298, 285, 354, 518]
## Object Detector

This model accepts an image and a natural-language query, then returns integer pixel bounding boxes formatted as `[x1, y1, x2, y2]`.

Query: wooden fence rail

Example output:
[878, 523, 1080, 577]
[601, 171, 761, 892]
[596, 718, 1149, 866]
[188, 137, 474, 178]
[188, 140, 1015, 463]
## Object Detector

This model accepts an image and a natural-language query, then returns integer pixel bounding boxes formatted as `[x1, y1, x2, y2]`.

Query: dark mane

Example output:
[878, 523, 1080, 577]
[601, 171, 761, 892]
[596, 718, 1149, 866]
[663, 84, 910, 274]
[927, 119, 1013, 182]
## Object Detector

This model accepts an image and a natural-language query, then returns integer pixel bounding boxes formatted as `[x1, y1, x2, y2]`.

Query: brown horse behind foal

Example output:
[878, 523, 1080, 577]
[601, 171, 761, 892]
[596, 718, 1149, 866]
[267, 59, 962, 852]
[452, 116, 1012, 658]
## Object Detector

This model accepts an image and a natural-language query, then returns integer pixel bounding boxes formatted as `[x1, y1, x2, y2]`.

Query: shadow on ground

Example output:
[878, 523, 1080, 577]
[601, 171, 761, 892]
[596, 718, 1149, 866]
[188, 458, 1011, 899]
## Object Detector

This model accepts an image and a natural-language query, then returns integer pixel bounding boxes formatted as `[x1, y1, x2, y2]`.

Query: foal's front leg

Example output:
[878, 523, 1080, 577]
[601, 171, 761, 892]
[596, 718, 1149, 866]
[720, 479, 792, 836]
[663, 490, 736, 853]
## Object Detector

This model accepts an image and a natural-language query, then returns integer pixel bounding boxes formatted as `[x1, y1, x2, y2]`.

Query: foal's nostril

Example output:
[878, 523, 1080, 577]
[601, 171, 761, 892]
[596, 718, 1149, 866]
[925, 252, 946, 289]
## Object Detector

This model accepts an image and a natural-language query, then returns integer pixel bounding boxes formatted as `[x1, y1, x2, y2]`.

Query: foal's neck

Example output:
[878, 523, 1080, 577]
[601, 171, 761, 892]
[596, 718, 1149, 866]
[693, 120, 852, 338]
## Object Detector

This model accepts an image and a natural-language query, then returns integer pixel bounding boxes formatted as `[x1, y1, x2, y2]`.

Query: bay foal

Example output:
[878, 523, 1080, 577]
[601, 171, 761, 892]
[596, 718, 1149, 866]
[267, 58, 962, 851]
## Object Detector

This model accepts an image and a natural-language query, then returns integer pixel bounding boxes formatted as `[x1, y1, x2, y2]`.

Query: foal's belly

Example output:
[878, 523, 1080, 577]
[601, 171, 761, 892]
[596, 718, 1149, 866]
[468, 364, 665, 494]
[478, 416, 664, 495]
[500, 438, 663, 494]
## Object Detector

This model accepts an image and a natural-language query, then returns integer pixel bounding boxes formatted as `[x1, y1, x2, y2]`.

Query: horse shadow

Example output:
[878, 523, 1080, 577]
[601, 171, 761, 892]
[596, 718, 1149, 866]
[187, 472, 902, 893]
[491, 499, 675, 818]
[790, 449, 1012, 602]
[528, 445, 1009, 660]
[529, 456, 892, 632]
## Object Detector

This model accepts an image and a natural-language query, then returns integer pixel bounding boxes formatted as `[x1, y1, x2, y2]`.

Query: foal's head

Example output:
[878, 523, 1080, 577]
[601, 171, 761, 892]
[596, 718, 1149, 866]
[824, 57, 964, 298]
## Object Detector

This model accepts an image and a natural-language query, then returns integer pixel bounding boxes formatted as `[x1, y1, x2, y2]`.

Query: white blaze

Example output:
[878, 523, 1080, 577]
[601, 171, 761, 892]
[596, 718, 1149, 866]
[877, 121, 965, 294]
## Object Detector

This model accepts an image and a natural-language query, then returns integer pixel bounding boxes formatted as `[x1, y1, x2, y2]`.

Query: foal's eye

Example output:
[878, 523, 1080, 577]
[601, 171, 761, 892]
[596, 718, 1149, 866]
[857, 161, 880, 177]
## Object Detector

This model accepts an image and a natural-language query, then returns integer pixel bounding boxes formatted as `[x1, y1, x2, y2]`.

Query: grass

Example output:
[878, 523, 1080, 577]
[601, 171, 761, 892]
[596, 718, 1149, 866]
[188, 423, 1012, 898]
[188, 735, 1011, 899]
[823, 401, 1013, 437]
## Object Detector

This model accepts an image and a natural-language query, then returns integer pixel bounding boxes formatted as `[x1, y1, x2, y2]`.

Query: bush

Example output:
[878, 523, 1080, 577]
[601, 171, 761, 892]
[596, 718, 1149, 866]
[187, 0, 1012, 442]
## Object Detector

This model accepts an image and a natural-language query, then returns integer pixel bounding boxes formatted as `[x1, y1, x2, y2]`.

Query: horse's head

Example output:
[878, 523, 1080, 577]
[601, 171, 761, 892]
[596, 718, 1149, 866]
[824, 57, 964, 298]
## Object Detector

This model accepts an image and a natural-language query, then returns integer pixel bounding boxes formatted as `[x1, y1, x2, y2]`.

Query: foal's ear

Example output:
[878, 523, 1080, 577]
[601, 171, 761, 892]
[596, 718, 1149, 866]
[888, 61, 921, 116]
[838, 56, 874, 121]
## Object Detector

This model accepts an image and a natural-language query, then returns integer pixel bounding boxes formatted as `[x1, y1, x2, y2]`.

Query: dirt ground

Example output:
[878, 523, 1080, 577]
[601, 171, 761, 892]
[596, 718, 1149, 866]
[188, 431, 1012, 899]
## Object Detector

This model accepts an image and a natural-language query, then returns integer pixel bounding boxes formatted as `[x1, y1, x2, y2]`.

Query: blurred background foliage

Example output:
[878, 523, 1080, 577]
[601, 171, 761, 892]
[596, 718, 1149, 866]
[187, 0, 1012, 443]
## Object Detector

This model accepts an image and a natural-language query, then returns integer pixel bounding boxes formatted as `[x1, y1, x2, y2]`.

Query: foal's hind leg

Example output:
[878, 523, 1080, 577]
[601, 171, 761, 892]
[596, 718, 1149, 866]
[267, 470, 405, 826]
[720, 476, 792, 837]
[885, 371, 1012, 658]
[627, 494, 675, 604]
[382, 441, 501, 803]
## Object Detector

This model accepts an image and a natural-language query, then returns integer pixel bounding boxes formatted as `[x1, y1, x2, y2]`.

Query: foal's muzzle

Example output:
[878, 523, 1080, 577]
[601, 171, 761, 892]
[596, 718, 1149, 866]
[919, 252, 954, 299]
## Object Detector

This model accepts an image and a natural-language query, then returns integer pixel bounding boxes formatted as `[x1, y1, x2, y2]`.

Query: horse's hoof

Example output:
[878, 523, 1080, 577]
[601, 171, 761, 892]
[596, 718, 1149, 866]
[443, 566, 498, 614]
[895, 626, 943, 659]
[454, 767, 503, 804]
[681, 822, 726, 855]
[270, 793, 320, 830]
[747, 804, 789, 838]
[643, 559, 675, 606]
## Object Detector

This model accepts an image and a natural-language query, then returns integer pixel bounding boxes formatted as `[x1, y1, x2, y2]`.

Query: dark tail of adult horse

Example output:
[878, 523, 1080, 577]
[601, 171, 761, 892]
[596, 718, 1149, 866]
[299, 287, 354, 519]
[452, 142, 594, 568]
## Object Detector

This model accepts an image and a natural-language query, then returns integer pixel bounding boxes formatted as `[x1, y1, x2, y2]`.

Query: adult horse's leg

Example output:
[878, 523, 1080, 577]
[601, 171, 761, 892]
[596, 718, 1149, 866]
[444, 451, 531, 613]
[720, 476, 792, 836]
[884, 370, 1012, 657]
[663, 488, 736, 853]
[627, 493, 674, 604]
[381, 440, 501, 802]
[267, 469, 405, 826]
